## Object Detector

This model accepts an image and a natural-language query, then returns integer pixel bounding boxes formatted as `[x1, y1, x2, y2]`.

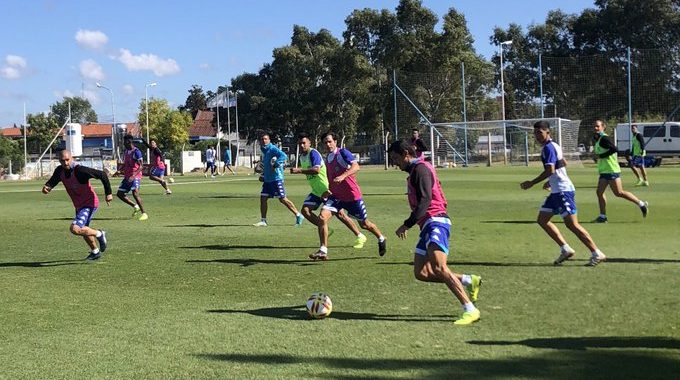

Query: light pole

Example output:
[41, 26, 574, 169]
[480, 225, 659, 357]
[145, 82, 157, 163]
[499, 40, 513, 164]
[96, 82, 117, 160]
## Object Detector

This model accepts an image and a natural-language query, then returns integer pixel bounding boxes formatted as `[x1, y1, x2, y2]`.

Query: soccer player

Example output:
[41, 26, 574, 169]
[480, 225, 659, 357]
[629, 125, 649, 186]
[592, 120, 648, 223]
[141, 139, 171, 194]
[42, 149, 112, 260]
[253, 133, 303, 227]
[204, 145, 217, 178]
[388, 140, 481, 325]
[410, 128, 427, 158]
[311, 132, 386, 260]
[290, 133, 368, 258]
[221, 145, 236, 176]
[520, 121, 607, 266]
[117, 135, 148, 221]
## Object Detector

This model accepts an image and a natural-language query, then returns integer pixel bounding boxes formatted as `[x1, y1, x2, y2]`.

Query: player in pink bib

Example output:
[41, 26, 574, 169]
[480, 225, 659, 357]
[117, 135, 148, 220]
[42, 149, 112, 260]
[142, 139, 172, 194]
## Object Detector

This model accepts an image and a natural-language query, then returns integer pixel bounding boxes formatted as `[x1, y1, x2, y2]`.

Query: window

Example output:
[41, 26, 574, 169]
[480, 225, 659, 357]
[643, 125, 665, 138]
[670, 125, 680, 138]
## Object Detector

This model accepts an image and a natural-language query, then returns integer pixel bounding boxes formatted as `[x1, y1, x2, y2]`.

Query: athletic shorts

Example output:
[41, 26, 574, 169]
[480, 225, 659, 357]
[599, 173, 621, 181]
[540, 191, 577, 217]
[150, 167, 165, 177]
[322, 196, 368, 222]
[73, 207, 97, 228]
[415, 217, 451, 256]
[118, 178, 141, 193]
[631, 156, 645, 168]
[261, 180, 286, 199]
[206, 161, 216, 169]
[303, 193, 325, 210]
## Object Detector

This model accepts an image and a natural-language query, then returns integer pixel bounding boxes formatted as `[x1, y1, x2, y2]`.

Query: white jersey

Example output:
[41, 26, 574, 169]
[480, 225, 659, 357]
[541, 140, 575, 193]
[206, 148, 216, 163]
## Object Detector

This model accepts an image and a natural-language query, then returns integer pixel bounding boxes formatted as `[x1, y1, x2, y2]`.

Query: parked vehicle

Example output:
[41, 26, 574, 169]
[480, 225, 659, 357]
[615, 122, 680, 157]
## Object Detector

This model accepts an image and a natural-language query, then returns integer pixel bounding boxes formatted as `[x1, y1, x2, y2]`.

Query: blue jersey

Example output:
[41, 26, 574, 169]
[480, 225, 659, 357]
[260, 143, 286, 182]
[541, 140, 575, 193]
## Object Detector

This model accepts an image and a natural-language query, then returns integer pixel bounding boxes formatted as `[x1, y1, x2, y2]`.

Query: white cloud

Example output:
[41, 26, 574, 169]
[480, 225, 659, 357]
[75, 29, 109, 50]
[122, 84, 134, 94]
[53, 89, 75, 99]
[6, 55, 27, 68]
[1, 54, 28, 79]
[79, 59, 105, 81]
[116, 48, 180, 77]
[199, 63, 211, 70]
[82, 89, 99, 105]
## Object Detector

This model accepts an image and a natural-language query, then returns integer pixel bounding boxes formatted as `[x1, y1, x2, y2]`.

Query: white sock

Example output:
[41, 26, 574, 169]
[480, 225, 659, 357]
[357, 232, 366, 238]
[463, 302, 477, 312]
[297, 213, 302, 217]
[560, 244, 572, 253]
[95, 230, 102, 238]
[378, 235, 386, 242]
[91, 248, 100, 254]
[591, 249, 603, 256]
[599, 213, 606, 218]
[638, 200, 646, 207]
[461, 275, 472, 286]
[134, 204, 140, 210]
[319, 246, 328, 253]
[261, 218, 267, 223]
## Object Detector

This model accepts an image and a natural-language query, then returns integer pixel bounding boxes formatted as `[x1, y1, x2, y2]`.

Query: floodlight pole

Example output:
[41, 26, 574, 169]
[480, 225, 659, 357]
[96, 82, 117, 160]
[145, 82, 157, 163]
[499, 40, 512, 165]
[23, 103, 28, 179]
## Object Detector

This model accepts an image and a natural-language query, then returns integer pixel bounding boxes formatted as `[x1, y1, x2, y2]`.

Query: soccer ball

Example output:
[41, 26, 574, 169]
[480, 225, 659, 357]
[306, 292, 332, 319]
[167, 178, 175, 183]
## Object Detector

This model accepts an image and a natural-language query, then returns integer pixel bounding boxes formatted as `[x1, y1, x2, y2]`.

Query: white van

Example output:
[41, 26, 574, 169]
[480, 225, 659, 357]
[615, 122, 680, 156]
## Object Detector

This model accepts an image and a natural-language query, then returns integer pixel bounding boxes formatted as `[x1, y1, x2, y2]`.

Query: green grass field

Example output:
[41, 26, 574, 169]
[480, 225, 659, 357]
[1, 165, 679, 379]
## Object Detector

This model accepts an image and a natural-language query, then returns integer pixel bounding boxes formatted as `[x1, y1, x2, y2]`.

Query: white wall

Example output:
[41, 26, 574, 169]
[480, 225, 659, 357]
[181, 150, 203, 173]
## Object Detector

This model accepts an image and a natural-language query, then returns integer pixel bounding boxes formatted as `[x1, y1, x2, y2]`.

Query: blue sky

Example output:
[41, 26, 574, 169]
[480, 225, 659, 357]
[0, 0, 595, 128]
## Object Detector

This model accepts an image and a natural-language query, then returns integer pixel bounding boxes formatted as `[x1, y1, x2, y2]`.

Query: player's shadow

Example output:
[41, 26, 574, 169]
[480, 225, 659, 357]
[188, 256, 375, 267]
[605, 257, 680, 264]
[0, 259, 84, 268]
[481, 220, 537, 224]
[38, 217, 124, 221]
[198, 195, 259, 199]
[378, 261, 552, 267]
[181, 244, 317, 251]
[207, 305, 452, 322]
[467, 336, 680, 351]
[167, 224, 254, 228]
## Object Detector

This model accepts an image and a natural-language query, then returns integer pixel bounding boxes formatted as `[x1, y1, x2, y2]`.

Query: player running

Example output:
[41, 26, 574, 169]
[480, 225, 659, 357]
[204, 145, 217, 178]
[253, 133, 303, 227]
[521, 121, 606, 266]
[290, 133, 367, 259]
[388, 140, 482, 325]
[42, 149, 112, 261]
[117, 135, 148, 221]
[629, 124, 649, 186]
[311, 132, 386, 260]
[141, 139, 171, 194]
[592, 120, 648, 223]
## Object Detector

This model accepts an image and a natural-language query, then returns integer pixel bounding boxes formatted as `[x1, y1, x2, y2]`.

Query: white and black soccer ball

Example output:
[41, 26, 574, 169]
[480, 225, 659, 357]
[306, 292, 332, 319]
[167, 177, 175, 183]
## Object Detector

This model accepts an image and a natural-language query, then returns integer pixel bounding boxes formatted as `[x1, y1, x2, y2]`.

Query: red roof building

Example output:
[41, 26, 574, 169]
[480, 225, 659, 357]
[189, 110, 216, 140]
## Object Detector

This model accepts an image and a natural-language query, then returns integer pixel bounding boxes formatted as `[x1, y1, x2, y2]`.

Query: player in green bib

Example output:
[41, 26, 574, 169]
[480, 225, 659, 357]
[290, 133, 365, 259]
[592, 120, 648, 223]
[629, 124, 649, 186]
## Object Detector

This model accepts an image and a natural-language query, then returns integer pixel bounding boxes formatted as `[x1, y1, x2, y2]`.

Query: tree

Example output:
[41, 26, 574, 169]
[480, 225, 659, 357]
[26, 113, 59, 154]
[50, 97, 97, 126]
[161, 110, 192, 150]
[179, 85, 207, 118]
[0, 136, 22, 173]
[137, 98, 172, 143]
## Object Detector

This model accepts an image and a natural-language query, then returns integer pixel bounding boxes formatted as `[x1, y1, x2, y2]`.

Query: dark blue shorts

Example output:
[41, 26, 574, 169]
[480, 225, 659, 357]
[303, 193, 324, 210]
[73, 207, 97, 228]
[150, 167, 165, 177]
[206, 161, 216, 169]
[415, 217, 451, 256]
[631, 156, 645, 168]
[599, 173, 621, 181]
[540, 191, 577, 217]
[118, 178, 141, 193]
[322, 196, 368, 222]
[261, 180, 286, 199]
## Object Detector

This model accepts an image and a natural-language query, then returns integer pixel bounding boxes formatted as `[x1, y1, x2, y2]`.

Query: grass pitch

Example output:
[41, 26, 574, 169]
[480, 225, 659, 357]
[0, 165, 678, 379]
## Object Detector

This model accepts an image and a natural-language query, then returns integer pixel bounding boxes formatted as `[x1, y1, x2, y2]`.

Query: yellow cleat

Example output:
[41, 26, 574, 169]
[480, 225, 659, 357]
[132, 208, 141, 218]
[138, 213, 149, 221]
[466, 275, 482, 302]
[352, 235, 367, 249]
[453, 309, 480, 325]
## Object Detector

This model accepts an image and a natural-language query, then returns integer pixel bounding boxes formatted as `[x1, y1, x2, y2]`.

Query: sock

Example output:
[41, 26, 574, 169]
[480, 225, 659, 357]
[463, 302, 477, 313]
[95, 230, 102, 238]
[591, 249, 603, 256]
[297, 213, 302, 217]
[319, 246, 328, 253]
[378, 235, 386, 242]
[599, 213, 606, 218]
[638, 200, 646, 207]
[357, 232, 366, 238]
[461, 275, 472, 286]
[91, 248, 100, 254]
[261, 218, 267, 223]
[134, 204, 140, 210]
[560, 244, 572, 253]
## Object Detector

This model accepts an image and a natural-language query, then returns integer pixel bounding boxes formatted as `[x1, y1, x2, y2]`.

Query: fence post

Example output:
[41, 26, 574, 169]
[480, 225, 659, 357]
[384, 132, 390, 170]
[539, 53, 545, 118]
[461, 61, 469, 166]
[524, 131, 529, 166]
[487, 132, 492, 167]
[392, 69, 398, 139]
[627, 47, 633, 143]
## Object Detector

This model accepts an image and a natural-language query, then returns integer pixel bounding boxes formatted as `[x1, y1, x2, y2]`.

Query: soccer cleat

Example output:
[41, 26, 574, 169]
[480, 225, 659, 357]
[295, 214, 304, 226]
[132, 207, 141, 218]
[352, 235, 367, 249]
[466, 275, 482, 302]
[204, 173, 208, 178]
[640, 201, 649, 218]
[165, 189, 172, 195]
[253, 221, 268, 227]
[211, 175, 216, 179]
[593, 216, 608, 223]
[634, 179, 644, 186]
[85, 251, 102, 261]
[586, 251, 606, 267]
[378, 239, 387, 257]
[97, 230, 107, 253]
[642, 181, 649, 187]
[453, 309, 480, 325]
[554, 247, 576, 265]
[138, 213, 149, 221]
[309, 251, 328, 261]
